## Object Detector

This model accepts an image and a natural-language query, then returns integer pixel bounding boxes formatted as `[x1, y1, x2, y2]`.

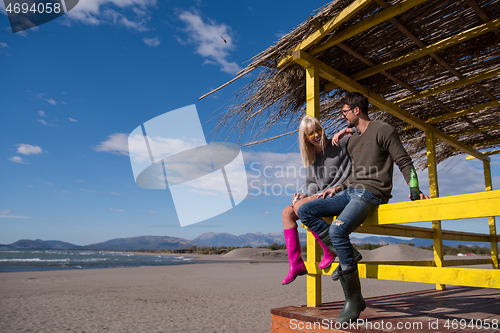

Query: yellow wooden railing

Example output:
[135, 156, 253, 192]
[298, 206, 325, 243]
[303, 189, 500, 307]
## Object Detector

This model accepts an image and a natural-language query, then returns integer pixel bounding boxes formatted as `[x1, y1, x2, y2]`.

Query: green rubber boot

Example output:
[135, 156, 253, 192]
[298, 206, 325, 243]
[317, 230, 362, 281]
[336, 265, 366, 324]
[331, 247, 362, 281]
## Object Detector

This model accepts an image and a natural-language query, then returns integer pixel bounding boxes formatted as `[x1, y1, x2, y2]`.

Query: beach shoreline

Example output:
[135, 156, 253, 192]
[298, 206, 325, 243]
[1, 245, 494, 332]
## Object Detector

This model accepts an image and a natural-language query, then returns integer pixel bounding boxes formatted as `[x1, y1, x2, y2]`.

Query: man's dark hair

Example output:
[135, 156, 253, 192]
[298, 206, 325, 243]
[339, 92, 369, 114]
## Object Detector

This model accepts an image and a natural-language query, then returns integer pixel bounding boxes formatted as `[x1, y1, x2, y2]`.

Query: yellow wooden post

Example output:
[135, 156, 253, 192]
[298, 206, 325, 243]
[483, 160, 499, 269]
[305, 66, 322, 307]
[426, 131, 446, 290]
[305, 66, 320, 119]
[306, 230, 321, 307]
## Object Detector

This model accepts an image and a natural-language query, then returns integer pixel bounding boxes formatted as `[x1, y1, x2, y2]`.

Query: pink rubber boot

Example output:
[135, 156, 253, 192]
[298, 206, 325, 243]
[310, 230, 336, 269]
[282, 228, 307, 285]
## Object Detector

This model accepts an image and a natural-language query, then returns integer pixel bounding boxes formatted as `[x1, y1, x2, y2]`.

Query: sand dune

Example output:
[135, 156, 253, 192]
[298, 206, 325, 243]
[221, 248, 274, 258]
[220, 244, 437, 262]
[361, 244, 434, 261]
[147, 244, 486, 264]
[216, 244, 437, 262]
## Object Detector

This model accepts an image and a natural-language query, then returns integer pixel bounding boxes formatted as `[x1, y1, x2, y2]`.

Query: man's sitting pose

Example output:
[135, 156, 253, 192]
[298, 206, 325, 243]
[297, 92, 429, 324]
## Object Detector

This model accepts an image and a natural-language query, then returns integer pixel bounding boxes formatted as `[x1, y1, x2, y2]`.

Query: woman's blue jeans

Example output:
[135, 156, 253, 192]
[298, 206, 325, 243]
[297, 188, 383, 267]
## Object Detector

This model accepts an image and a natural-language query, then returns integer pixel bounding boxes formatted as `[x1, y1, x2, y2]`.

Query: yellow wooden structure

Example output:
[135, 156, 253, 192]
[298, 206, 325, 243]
[276, 0, 500, 307]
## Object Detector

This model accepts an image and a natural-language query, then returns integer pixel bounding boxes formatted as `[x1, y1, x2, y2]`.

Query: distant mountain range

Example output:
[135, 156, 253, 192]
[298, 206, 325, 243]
[0, 236, 206, 251]
[3, 239, 81, 250]
[192, 232, 293, 247]
[0, 232, 493, 251]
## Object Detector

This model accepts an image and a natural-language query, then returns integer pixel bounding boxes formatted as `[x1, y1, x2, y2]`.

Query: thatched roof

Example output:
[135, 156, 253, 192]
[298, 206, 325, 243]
[208, 0, 500, 168]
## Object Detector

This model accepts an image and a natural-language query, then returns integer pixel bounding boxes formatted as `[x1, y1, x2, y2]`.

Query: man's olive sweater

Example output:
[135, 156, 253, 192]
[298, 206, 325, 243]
[341, 120, 414, 202]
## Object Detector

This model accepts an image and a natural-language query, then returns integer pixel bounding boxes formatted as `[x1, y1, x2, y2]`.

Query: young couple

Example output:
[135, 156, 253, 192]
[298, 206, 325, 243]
[281, 92, 429, 324]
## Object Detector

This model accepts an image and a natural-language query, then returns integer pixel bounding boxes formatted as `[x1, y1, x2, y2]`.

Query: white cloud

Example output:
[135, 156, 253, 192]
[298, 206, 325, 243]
[0, 214, 30, 218]
[95, 133, 204, 162]
[37, 119, 57, 127]
[64, 0, 156, 32]
[189, 189, 220, 196]
[143, 36, 160, 47]
[0, 209, 10, 214]
[69, 117, 77, 122]
[38, 110, 47, 117]
[15, 144, 43, 155]
[93, 133, 129, 156]
[144, 136, 201, 161]
[8, 156, 28, 164]
[177, 10, 241, 75]
[0, 42, 8, 48]
[108, 208, 124, 212]
[119, 15, 149, 32]
[275, 31, 286, 39]
[149, 210, 157, 214]
[33, 92, 59, 105]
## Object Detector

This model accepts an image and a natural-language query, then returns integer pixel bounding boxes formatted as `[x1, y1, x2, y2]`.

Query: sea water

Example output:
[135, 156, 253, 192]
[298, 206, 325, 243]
[0, 250, 201, 273]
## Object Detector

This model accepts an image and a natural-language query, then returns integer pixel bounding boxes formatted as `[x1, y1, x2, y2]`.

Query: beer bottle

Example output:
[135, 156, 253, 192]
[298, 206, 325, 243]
[409, 166, 420, 201]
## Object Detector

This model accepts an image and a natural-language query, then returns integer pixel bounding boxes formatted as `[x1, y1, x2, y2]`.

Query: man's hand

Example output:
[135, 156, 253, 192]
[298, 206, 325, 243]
[332, 128, 350, 146]
[408, 192, 431, 200]
[319, 186, 341, 198]
[420, 192, 430, 199]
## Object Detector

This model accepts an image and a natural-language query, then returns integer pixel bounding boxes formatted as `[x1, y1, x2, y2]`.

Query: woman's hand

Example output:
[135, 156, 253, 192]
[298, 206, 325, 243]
[332, 128, 351, 146]
[292, 193, 306, 206]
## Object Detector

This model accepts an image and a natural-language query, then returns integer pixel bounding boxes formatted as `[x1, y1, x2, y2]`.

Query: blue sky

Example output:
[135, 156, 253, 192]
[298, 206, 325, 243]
[1, 0, 499, 246]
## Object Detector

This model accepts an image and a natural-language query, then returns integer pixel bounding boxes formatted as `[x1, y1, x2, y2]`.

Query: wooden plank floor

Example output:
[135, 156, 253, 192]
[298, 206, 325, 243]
[271, 286, 500, 332]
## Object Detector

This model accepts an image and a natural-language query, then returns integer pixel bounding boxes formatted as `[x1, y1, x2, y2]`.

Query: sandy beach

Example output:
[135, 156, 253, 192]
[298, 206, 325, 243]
[0, 245, 491, 333]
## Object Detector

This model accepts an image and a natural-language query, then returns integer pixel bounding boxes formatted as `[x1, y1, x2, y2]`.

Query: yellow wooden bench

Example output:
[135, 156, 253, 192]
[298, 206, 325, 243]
[303, 189, 500, 307]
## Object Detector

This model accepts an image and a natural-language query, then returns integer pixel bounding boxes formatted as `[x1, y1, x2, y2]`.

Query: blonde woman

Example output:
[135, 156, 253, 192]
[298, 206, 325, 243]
[281, 115, 353, 285]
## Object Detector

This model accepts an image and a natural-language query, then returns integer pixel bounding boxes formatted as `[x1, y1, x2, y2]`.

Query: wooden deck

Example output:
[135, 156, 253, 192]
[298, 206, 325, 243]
[271, 286, 500, 332]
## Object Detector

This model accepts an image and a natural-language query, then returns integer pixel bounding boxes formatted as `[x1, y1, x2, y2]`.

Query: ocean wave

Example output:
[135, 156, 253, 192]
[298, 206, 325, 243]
[0, 258, 69, 263]
[175, 257, 195, 261]
[77, 258, 109, 262]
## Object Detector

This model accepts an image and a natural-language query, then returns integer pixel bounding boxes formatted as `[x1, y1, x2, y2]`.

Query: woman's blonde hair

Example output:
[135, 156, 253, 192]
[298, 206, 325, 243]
[299, 115, 326, 167]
